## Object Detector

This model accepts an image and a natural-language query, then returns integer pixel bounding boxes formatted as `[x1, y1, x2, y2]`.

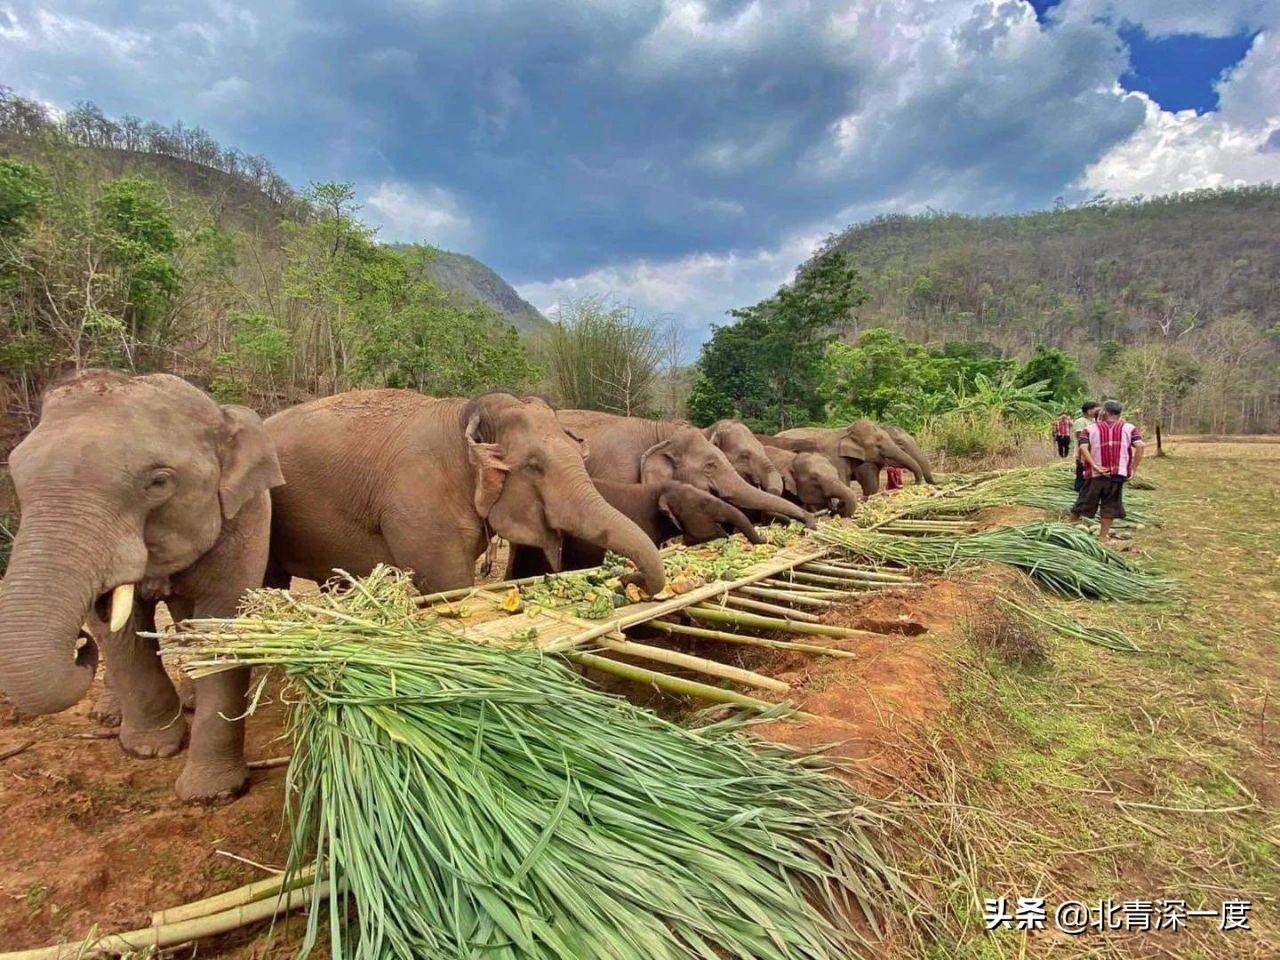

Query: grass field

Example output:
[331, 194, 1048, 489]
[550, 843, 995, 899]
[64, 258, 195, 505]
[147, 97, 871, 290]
[891, 439, 1279, 958]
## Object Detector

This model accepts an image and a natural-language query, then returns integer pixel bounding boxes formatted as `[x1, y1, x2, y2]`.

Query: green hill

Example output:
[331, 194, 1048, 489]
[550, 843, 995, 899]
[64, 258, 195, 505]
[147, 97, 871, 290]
[415, 249, 546, 334]
[815, 187, 1280, 433]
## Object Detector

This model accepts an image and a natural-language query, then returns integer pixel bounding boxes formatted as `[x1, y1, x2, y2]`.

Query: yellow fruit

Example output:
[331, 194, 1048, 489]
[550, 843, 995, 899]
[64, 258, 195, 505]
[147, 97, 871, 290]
[501, 589, 523, 613]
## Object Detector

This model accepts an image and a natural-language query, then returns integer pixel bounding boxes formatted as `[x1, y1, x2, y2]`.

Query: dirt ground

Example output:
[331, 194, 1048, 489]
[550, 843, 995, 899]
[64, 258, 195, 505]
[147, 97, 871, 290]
[1, 438, 1276, 957]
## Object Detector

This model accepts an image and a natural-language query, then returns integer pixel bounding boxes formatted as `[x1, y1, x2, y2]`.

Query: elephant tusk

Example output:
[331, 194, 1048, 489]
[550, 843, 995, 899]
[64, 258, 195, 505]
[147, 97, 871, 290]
[109, 582, 135, 632]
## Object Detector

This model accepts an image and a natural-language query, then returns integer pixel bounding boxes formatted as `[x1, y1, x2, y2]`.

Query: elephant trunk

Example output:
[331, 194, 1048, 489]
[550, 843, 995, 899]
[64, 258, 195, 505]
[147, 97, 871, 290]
[551, 479, 666, 595]
[719, 502, 765, 545]
[0, 506, 134, 715]
[882, 438, 926, 485]
[828, 483, 859, 518]
[717, 474, 816, 529]
[761, 463, 785, 498]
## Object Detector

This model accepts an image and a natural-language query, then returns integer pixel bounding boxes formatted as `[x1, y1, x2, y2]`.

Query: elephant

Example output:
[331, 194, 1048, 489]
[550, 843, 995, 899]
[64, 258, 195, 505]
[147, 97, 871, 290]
[764, 446, 860, 517]
[507, 478, 763, 579]
[702, 420, 784, 496]
[555, 410, 816, 528]
[883, 425, 936, 484]
[770, 420, 928, 496]
[265, 391, 665, 596]
[0, 371, 284, 802]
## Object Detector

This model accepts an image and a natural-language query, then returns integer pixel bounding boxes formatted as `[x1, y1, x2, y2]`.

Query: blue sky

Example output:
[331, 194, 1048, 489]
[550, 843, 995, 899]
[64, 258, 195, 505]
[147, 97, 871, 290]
[3, 1, 1277, 351]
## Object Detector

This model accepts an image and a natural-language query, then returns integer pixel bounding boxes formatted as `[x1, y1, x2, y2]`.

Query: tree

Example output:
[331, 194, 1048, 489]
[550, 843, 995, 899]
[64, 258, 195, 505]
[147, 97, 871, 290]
[540, 297, 664, 415]
[1015, 346, 1086, 407]
[1107, 345, 1200, 435]
[690, 249, 866, 430]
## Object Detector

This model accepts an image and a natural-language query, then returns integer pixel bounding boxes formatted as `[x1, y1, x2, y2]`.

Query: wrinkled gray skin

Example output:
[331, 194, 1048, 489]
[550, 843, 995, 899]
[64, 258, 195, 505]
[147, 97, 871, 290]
[266, 391, 665, 595]
[703, 420, 784, 496]
[771, 421, 927, 496]
[556, 410, 816, 528]
[764, 447, 859, 517]
[883, 425, 936, 484]
[0, 371, 283, 802]
[507, 478, 763, 579]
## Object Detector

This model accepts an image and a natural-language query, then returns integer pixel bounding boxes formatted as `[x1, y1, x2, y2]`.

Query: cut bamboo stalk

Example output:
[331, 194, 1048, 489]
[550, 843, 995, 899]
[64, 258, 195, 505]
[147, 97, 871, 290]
[720, 593, 823, 623]
[737, 586, 838, 608]
[6, 882, 332, 960]
[758, 580, 861, 598]
[774, 569, 874, 589]
[152, 865, 316, 925]
[651, 619, 858, 658]
[798, 562, 914, 582]
[566, 651, 788, 712]
[685, 605, 886, 640]
[594, 635, 789, 693]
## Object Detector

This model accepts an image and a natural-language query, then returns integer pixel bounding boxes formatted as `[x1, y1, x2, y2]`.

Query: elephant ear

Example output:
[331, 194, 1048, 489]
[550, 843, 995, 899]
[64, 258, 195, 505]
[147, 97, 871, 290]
[218, 405, 285, 521]
[655, 489, 683, 532]
[780, 464, 799, 497]
[639, 439, 677, 484]
[464, 411, 510, 519]
[837, 436, 868, 461]
[564, 427, 590, 462]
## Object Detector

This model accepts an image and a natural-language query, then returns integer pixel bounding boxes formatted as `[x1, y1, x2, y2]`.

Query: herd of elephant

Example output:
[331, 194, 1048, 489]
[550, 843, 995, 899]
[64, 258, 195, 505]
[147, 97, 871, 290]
[0, 371, 934, 802]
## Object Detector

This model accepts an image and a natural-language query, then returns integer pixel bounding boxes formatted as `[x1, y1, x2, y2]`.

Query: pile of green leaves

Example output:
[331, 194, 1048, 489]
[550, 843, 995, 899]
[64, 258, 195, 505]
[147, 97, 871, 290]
[817, 520, 1175, 601]
[520, 537, 782, 618]
[166, 567, 906, 960]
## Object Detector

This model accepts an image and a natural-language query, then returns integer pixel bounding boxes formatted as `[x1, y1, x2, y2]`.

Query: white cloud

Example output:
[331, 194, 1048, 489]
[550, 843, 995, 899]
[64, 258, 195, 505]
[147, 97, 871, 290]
[364, 180, 476, 248]
[198, 75, 252, 111]
[517, 227, 826, 354]
[1081, 91, 1280, 195]
[1053, 0, 1272, 38]
[29, 8, 150, 62]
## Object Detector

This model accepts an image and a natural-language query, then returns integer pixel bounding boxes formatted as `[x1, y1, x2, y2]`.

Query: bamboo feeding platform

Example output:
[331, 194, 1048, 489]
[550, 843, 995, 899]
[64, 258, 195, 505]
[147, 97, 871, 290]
[405, 538, 924, 704]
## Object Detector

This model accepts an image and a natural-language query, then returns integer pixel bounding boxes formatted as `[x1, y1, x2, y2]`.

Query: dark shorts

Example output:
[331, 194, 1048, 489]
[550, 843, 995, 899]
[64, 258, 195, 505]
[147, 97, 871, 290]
[1072, 476, 1126, 520]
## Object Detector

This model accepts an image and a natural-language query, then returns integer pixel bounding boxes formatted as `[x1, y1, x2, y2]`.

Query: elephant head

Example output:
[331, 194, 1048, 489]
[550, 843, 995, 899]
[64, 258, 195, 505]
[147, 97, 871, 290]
[0, 371, 282, 716]
[765, 447, 859, 517]
[704, 420, 784, 496]
[776, 421, 927, 496]
[656, 482, 764, 545]
[883, 425, 936, 484]
[461, 395, 665, 593]
[638, 425, 815, 528]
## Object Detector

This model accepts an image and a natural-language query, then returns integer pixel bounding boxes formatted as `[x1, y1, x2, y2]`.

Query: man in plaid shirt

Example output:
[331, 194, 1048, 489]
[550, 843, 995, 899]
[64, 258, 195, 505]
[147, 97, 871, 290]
[1071, 400, 1144, 541]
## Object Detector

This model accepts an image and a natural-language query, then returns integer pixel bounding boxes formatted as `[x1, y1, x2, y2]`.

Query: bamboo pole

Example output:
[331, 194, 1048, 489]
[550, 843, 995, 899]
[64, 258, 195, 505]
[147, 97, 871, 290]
[757, 580, 862, 598]
[773, 569, 874, 589]
[4, 883, 332, 960]
[720, 593, 823, 623]
[798, 562, 914, 583]
[737, 586, 839, 608]
[566, 652, 789, 712]
[685, 605, 886, 640]
[153, 865, 316, 925]
[651, 620, 858, 659]
[594, 635, 789, 693]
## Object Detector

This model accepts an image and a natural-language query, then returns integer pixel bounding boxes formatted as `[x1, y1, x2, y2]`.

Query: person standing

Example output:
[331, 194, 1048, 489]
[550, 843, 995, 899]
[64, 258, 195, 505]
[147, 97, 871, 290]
[1071, 400, 1144, 542]
[1053, 412, 1072, 458]
[1072, 401, 1100, 491]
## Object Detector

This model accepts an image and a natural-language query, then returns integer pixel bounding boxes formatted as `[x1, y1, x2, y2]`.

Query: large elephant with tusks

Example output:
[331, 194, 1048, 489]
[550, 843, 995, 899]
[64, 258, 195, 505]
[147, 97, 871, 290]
[0, 371, 283, 801]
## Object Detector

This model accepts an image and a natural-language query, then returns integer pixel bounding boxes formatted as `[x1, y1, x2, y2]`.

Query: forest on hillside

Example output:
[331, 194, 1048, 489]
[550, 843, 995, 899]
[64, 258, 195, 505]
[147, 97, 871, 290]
[815, 191, 1279, 434]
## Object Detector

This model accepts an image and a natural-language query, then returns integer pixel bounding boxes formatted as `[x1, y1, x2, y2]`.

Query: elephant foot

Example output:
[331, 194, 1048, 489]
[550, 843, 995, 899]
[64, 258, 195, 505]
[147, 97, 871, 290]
[89, 689, 122, 727]
[176, 675, 197, 711]
[175, 758, 249, 804]
[119, 714, 188, 759]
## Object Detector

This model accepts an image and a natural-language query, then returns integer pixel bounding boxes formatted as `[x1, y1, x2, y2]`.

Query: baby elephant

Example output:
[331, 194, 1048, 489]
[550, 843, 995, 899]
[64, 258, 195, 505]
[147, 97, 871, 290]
[765, 446, 860, 517]
[507, 479, 762, 579]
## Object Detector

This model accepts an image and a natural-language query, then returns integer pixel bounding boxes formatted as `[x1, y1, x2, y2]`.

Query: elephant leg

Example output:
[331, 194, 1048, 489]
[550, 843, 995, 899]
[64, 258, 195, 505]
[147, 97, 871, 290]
[853, 461, 880, 497]
[382, 512, 479, 593]
[89, 649, 121, 726]
[113, 601, 188, 759]
[173, 594, 250, 803]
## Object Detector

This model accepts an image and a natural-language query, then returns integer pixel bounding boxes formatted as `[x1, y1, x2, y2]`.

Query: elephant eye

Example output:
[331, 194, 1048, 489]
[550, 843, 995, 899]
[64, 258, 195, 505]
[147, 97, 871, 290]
[144, 469, 175, 496]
